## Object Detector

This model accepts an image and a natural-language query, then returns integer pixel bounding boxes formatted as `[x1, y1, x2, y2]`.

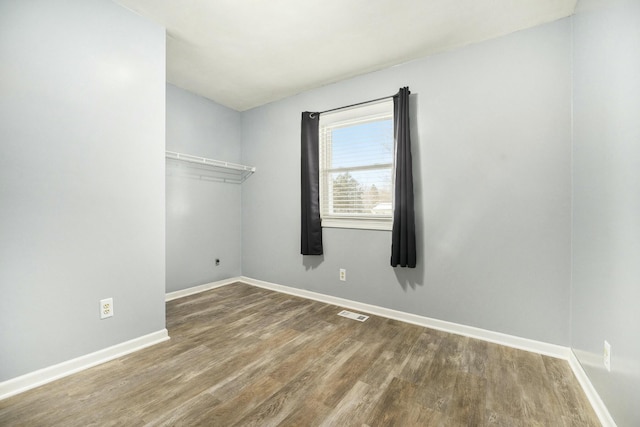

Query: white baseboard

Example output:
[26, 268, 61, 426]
[239, 276, 569, 359]
[0, 329, 169, 401]
[165, 277, 241, 301]
[568, 350, 617, 427]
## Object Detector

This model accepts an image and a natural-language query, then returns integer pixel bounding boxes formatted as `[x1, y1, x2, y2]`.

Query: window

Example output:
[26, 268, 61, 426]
[319, 99, 394, 230]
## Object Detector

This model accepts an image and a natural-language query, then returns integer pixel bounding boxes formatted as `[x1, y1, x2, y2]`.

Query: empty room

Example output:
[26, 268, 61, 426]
[1, 0, 638, 425]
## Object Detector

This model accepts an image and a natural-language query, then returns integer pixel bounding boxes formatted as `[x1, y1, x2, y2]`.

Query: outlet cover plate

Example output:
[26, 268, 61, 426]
[100, 298, 113, 319]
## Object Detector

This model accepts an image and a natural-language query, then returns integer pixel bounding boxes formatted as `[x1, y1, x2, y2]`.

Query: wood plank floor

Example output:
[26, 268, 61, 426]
[0, 282, 600, 426]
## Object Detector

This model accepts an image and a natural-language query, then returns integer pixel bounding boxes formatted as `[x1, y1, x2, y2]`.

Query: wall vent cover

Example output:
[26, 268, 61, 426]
[338, 310, 369, 322]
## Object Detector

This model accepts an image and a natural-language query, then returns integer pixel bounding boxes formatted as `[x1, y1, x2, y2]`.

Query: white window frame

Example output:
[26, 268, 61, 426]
[319, 99, 395, 231]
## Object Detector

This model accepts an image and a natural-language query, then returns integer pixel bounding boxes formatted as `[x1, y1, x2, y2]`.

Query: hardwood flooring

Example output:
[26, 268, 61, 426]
[0, 282, 600, 426]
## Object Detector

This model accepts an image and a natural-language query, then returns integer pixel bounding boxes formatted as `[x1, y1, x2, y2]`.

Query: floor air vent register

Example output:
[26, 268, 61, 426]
[337, 310, 369, 322]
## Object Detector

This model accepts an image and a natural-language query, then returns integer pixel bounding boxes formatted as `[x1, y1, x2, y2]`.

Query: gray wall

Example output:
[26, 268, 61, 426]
[0, 0, 166, 381]
[166, 84, 242, 292]
[242, 19, 573, 345]
[572, 0, 640, 425]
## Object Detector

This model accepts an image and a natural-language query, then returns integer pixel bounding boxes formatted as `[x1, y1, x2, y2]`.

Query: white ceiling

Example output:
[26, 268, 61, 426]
[115, 0, 577, 111]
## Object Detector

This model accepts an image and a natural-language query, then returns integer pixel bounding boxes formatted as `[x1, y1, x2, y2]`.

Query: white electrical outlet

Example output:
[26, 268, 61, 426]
[100, 298, 113, 319]
[604, 340, 611, 372]
[339, 269, 346, 281]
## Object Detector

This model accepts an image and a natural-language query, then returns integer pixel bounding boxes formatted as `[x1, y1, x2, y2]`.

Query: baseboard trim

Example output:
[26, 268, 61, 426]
[238, 276, 569, 360]
[165, 277, 240, 301]
[568, 350, 617, 427]
[0, 329, 169, 401]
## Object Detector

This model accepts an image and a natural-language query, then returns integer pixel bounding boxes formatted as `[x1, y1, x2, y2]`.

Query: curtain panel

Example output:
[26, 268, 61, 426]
[300, 112, 323, 255]
[391, 87, 417, 267]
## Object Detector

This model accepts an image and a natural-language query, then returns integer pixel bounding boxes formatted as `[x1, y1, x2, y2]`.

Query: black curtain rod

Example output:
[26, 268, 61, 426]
[310, 91, 400, 118]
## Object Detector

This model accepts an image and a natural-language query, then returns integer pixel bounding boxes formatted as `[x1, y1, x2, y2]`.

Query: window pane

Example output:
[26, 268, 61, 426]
[330, 119, 393, 169]
[327, 168, 392, 216]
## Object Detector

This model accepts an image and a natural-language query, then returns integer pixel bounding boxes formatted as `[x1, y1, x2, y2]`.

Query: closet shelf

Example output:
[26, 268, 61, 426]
[165, 150, 255, 184]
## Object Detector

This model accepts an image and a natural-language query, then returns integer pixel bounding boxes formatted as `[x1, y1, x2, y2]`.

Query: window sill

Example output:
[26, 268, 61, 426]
[321, 218, 392, 231]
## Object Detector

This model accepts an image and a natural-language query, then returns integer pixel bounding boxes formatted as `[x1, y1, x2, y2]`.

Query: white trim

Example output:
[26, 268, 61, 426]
[320, 98, 394, 125]
[0, 329, 169, 401]
[321, 217, 392, 231]
[165, 277, 239, 301]
[568, 350, 617, 427]
[238, 276, 569, 360]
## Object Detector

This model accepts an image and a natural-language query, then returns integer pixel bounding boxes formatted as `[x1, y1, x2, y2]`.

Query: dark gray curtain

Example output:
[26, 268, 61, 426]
[391, 87, 416, 267]
[301, 112, 323, 255]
